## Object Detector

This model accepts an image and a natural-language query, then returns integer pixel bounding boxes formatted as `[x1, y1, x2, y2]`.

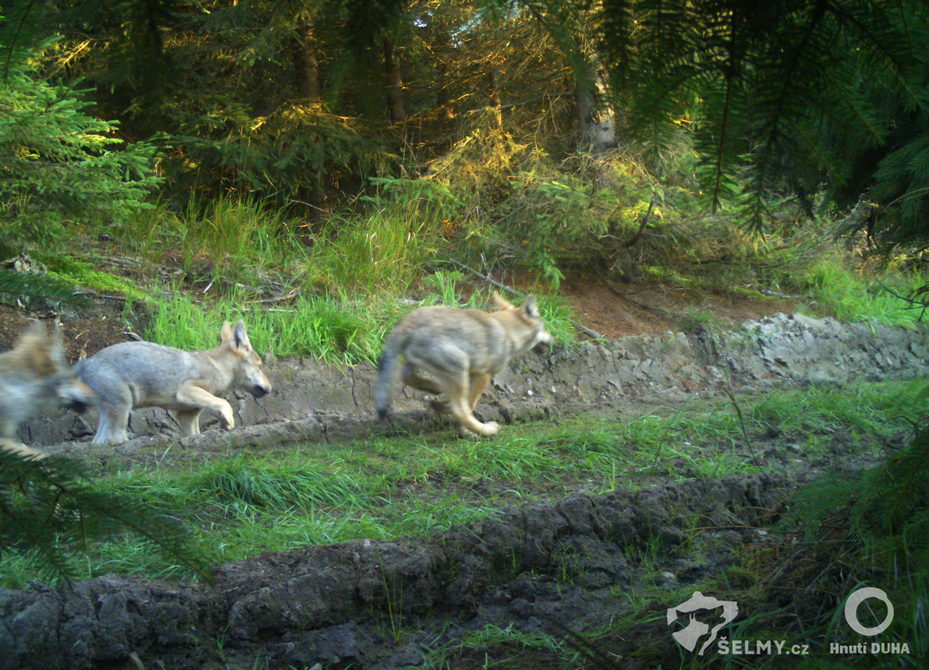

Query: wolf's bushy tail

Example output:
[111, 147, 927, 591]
[374, 335, 402, 421]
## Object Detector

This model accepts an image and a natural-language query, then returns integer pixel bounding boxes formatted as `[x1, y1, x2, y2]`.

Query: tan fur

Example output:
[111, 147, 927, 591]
[76, 320, 272, 444]
[375, 292, 553, 437]
[0, 437, 48, 460]
[0, 320, 94, 455]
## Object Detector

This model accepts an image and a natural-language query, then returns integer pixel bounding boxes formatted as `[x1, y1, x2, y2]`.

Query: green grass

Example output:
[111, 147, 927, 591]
[144, 291, 393, 364]
[578, 415, 929, 670]
[0, 379, 923, 589]
[39, 256, 150, 301]
[179, 194, 306, 279]
[143, 282, 577, 365]
[791, 256, 928, 327]
[307, 179, 461, 295]
[420, 623, 574, 670]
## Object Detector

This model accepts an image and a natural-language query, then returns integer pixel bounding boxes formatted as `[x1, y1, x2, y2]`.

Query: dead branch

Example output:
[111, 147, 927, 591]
[446, 259, 604, 339]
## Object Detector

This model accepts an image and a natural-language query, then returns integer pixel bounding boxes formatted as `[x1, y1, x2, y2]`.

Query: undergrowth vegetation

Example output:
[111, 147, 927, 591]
[15, 144, 926, 365]
[2, 5, 928, 666]
[3, 43, 926, 362]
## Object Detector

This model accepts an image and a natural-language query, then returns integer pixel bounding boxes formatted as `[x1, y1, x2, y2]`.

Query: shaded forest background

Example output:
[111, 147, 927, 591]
[2, 0, 929, 303]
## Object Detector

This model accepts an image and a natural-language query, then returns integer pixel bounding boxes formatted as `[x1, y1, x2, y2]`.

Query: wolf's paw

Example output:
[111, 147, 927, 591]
[480, 421, 500, 437]
[222, 412, 236, 430]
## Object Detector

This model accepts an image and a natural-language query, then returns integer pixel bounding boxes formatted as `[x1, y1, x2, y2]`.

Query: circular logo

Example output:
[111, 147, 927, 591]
[844, 587, 894, 636]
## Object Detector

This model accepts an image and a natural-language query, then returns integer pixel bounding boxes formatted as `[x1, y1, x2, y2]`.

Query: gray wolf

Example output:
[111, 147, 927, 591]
[76, 320, 272, 444]
[0, 320, 94, 459]
[374, 292, 553, 436]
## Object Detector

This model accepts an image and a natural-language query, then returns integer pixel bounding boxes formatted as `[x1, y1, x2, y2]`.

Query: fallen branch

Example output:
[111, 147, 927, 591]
[446, 259, 526, 298]
[619, 197, 655, 249]
[880, 282, 928, 322]
[446, 259, 604, 340]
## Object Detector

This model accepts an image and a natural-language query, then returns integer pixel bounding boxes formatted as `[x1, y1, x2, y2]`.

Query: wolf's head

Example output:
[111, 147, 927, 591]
[220, 320, 273, 398]
[14, 320, 95, 413]
[490, 292, 555, 355]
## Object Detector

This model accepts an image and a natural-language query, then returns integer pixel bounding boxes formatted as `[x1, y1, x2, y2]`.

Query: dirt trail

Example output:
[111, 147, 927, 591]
[23, 312, 929, 459]
[2, 312, 928, 669]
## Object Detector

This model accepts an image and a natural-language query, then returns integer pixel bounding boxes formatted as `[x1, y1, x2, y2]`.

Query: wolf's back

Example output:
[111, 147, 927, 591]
[76, 341, 200, 396]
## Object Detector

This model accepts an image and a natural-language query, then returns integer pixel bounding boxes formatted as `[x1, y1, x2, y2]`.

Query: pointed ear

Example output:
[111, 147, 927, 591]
[219, 321, 233, 344]
[523, 296, 539, 318]
[50, 321, 63, 345]
[16, 320, 46, 345]
[491, 291, 514, 310]
[232, 320, 251, 350]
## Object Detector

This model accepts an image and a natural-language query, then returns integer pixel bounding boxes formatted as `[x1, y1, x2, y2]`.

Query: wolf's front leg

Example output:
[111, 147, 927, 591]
[173, 408, 203, 436]
[175, 384, 235, 431]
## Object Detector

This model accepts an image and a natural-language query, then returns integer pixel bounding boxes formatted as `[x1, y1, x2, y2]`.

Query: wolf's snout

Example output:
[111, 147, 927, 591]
[250, 384, 270, 398]
[66, 398, 92, 413]
[533, 330, 555, 351]
[59, 379, 95, 413]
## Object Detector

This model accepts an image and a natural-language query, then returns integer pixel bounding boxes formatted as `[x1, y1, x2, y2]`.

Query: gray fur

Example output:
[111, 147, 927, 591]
[375, 293, 553, 437]
[77, 321, 272, 444]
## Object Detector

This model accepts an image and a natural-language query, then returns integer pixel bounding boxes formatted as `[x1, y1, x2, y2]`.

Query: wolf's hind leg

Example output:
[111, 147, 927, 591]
[402, 363, 442, 394]
[445, 372, 499, 437]
[95, 402, 130, 444]
[173, 409, 202, 437]
[468, 372, 491, 411]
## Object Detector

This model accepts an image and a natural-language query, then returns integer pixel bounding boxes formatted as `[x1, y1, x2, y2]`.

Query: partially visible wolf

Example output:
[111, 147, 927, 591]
[76, 320, 272, 444]
[374, 292, 553, 437]
[0, 320, 94, 458]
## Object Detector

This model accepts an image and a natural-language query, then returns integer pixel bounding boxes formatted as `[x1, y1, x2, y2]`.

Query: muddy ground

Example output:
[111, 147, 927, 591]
[1, 309, 928, 669]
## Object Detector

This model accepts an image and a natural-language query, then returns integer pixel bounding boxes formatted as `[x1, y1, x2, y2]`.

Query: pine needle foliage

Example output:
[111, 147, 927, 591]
[162, 101, 392, 207]
[595, 0, 929, 242]
[0, 33, 160, 245]
[0, 449, 210, 584]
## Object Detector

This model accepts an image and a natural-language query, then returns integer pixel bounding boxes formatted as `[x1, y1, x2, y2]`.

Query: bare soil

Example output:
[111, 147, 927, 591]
[560, 273, 798, 338]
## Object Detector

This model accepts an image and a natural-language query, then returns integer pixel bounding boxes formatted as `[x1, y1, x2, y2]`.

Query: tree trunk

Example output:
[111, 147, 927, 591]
[295, 25, 321, 100]
[383, 38, 406, 122]
[576, 58, 616, 153]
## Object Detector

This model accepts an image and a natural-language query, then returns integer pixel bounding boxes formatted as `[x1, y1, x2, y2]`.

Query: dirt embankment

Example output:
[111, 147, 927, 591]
[2, 313, 928, 668]
[1, 474, 789, 669]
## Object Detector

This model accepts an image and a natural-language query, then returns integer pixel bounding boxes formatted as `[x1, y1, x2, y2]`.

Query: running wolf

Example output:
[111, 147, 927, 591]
[76, 320, 272, 444]
[0, 320, 94, 458]
[374, 292, 553, 437]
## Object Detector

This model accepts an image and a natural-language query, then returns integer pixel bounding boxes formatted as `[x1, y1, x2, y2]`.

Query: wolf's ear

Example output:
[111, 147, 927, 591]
[232, 320, 251, 350]
[50, 320, 63, 343]
[523, 296, 539, 318]
[219, 321, 233, 344]
[491, 292, 515, 310]
[16, 319, 46, 345]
